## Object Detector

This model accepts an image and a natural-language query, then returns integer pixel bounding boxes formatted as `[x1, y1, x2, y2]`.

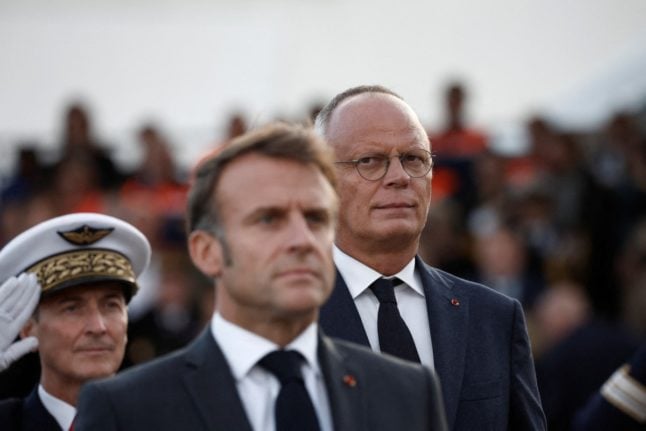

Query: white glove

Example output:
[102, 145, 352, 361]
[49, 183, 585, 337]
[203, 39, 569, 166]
[0, 273, 40, 371]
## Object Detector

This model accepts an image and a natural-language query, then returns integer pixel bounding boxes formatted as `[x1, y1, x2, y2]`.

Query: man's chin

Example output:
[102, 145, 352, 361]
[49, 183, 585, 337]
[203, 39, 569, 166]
[370, 222, 421, 243]
[74, 367, 119, 382]
[279, 289, 328, 315]
[73, 358, 121, 380]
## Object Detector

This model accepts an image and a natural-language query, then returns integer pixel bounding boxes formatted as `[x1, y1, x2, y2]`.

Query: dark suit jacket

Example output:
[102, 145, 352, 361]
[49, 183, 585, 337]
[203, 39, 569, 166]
[320, 257, 546, 431]
[76, 328, 448, 431]
[0, 387, 62, 431]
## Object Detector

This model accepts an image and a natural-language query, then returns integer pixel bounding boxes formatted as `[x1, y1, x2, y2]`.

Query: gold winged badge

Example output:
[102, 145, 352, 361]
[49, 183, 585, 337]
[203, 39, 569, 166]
[58, 225, 114, 245]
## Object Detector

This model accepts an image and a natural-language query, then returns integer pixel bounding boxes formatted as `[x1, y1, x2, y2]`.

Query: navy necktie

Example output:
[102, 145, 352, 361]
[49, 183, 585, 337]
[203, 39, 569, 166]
[259, 350, 321, 431]
[369, 277, 421, 363]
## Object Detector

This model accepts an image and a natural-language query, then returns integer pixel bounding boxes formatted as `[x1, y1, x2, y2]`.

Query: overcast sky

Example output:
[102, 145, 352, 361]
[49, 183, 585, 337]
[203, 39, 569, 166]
[1, 0, 646, 173]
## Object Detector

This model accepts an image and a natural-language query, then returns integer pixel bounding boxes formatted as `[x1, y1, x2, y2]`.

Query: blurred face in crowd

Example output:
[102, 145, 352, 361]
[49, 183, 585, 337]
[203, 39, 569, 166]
[190, 153, 337, 330]
[326, 93, 433, 255]
[22, 282, 128, 393]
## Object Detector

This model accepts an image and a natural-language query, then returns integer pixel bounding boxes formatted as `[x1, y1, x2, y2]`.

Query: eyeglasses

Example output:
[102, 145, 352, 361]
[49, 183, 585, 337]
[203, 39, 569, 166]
[335, 149, 433, 181]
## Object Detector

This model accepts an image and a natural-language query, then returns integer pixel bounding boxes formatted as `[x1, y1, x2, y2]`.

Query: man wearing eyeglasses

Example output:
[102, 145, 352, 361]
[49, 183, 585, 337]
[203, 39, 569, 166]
[316, 85, 546, 431]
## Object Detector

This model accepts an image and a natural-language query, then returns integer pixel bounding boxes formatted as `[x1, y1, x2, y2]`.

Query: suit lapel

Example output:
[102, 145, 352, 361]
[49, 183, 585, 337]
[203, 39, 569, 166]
[322, 259, 468, 428]
[417, 257, 467, 430]
[22, 388, 61, 431]
[319, 269, 370, 346]
[318, 334, 367, 431]
[181, 330, 253, 431]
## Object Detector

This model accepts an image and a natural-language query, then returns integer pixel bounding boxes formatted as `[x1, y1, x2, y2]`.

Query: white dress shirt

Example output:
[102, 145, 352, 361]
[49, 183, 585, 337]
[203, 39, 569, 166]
[333, 245, 435, 369]
[211, 313, 333, 431]
[38, 384, 75, 431]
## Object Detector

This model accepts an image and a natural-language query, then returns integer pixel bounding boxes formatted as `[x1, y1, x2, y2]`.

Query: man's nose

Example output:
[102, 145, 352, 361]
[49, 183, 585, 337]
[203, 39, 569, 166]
[383, 156, 411, 185]
[85, 308, 108, 333]
[285, 214, 317, 251]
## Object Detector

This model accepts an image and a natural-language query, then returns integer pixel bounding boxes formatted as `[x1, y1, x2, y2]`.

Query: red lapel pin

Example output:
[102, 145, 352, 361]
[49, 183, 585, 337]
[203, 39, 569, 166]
[450, 298, 460, 306]
[343, 374, 357, 388]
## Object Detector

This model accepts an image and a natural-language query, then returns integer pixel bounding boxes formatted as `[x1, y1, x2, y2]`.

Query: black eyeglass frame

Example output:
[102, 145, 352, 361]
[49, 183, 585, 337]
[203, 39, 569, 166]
[335, 149, 434, 181]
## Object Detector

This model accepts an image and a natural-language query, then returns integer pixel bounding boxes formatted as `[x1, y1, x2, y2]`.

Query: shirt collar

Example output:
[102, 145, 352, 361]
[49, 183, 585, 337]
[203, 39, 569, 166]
[333, 245, 424, 298]
[38, 384, 76, 431]
[211, 313, 320, 381]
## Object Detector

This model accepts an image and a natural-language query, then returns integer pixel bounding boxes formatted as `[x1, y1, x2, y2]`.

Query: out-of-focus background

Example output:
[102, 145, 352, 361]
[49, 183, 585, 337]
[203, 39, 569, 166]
[2, 0, 646, 169]
[1, 1, 646, 429]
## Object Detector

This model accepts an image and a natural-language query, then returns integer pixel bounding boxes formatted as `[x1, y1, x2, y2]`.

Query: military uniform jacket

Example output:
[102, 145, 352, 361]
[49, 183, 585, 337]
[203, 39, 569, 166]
[0, 387, 62, 431]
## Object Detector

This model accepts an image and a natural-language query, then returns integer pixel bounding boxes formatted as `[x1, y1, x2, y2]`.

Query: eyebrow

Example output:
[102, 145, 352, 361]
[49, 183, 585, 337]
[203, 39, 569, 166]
[54, 294, 83, 303]
[245, 204, 333, 221]
[303, 206, 334, 218]
[245, 206, 285, 218]
[101, 291, 125, 300]
[238, 206, 281, 227]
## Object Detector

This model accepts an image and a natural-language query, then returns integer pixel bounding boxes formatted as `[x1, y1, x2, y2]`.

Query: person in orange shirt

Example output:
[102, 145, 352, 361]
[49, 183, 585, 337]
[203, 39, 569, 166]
[427, 82, 488, 205]
[429, 82, 488, 159]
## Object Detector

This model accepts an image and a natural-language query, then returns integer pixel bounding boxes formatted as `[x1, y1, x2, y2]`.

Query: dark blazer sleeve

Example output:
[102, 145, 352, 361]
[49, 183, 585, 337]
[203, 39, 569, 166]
[572, 392, 645, 431]
[508, 298, 547, 430]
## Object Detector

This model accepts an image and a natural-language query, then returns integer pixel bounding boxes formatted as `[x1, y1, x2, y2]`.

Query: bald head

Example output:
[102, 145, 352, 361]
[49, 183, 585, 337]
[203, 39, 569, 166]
[315, 85, 404, 138]
[329, 93, 427, 150]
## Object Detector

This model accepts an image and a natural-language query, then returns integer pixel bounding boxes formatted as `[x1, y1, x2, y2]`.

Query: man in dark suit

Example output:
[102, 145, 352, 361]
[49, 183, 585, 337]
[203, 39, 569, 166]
[76, 123, 448, 431]
[0, 212, 151, 431]
[315, 85, 546, 430]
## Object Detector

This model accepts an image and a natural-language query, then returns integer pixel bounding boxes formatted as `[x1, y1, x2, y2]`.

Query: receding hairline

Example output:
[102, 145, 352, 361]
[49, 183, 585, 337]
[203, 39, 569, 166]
[318, 91, 427, 150]
[315, 85, 405, 138]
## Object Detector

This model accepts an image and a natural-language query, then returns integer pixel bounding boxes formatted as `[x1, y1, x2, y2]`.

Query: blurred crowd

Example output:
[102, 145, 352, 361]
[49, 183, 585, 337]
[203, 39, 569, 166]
[1, 83, 645, 430]
[420, 83, 646, 430]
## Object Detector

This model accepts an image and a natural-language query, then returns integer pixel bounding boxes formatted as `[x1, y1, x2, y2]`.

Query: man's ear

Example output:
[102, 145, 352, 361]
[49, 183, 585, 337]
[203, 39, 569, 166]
[188, 230, 224, 278]
[20, 317, 37, 339]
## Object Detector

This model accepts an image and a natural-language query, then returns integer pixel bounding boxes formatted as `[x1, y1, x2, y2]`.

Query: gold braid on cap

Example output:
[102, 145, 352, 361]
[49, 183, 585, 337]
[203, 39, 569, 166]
[26, 249, 136, 293]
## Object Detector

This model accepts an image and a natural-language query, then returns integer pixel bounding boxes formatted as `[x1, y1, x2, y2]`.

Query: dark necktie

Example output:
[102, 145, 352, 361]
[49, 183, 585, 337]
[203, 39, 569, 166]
[369, 277, 421, 363]
[259, 350, 321, 431]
